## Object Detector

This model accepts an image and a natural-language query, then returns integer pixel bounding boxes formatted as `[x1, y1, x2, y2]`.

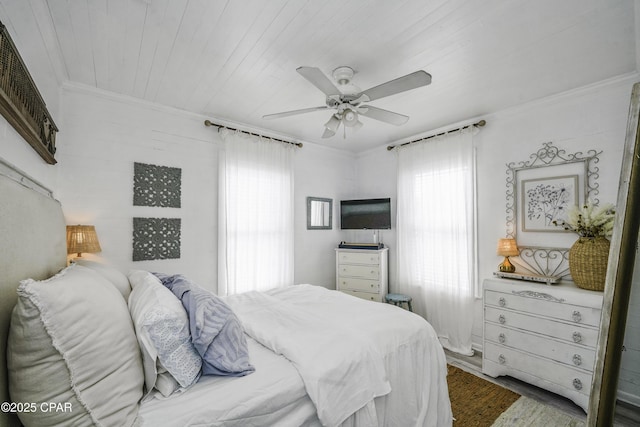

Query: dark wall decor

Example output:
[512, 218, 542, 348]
[0, 21, 58, 164]
[133, 162, 182, 207]
[132, 217, 181, 261]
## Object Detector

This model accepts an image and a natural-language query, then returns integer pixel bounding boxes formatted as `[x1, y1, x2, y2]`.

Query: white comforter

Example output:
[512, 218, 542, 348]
[226, 288, 391, 427]
[139, 285, 453, 427]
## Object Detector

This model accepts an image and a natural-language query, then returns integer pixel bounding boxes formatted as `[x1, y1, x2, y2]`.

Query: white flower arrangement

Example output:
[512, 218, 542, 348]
[552, 200, 616, 239]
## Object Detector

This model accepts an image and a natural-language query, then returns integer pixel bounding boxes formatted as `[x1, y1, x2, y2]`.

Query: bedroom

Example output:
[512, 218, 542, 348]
[1, 0, 639, 425]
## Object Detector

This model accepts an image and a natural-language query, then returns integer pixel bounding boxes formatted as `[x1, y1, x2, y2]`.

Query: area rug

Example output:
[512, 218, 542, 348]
[447, 364, 587, 426]
[447, 365, 520, 426]
[491, 396, 586, 427]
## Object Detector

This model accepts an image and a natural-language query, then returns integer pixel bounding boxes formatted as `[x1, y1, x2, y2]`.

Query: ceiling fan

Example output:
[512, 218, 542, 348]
[263, 66, 432, 138]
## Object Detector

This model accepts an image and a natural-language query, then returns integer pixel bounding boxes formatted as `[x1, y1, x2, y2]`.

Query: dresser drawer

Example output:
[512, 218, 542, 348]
[336, 248, 388, 304]
[484, 341, 592, 397]
[485, 323, 596, 371]
[485, 290, 601, 327]
[340, 289, 382, 302]
[485, 306, 599, 348]
[338, 277, 380, 293]
[337, 251, 380, 265]
[338, 264, 380, 279]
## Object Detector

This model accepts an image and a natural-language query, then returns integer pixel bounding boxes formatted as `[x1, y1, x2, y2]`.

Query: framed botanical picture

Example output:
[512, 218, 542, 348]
[521, 174, 578, 232]
[510, 151, 591, 247]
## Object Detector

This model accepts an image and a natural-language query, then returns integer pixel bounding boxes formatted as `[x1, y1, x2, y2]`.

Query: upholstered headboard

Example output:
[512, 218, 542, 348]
[0, 160, 66, 427]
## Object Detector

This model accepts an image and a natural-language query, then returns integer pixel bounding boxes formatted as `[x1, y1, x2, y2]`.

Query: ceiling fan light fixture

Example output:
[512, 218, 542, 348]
[322, 128, 336, 139]
[324, 115, 341, 133]
[265, 66, 432, 140]
[342, 110, 359, 127]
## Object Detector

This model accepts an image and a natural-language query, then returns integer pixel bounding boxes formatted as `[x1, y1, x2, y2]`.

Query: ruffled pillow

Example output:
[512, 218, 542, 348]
[8, 264, 143, 426]
[73, 258, 131, 299]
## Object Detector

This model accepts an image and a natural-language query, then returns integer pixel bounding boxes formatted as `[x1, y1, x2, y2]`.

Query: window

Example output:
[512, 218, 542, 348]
[218, 130, 294, 295]
[396, 129, 477, 355]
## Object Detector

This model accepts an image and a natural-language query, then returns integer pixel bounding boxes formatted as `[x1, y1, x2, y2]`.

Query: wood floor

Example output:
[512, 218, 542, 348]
[445, 349, 640, 426]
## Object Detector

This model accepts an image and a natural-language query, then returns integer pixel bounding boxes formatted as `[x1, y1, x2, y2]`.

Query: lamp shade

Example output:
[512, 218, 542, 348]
[324, 115, 341, 133]
[342, 110, 359, 127]
[497, 238, 519, 256]
[67, 225, 102, 256]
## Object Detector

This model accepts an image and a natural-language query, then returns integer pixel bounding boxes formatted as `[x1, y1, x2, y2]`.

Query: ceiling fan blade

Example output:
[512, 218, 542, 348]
[263, 106, 328, 120]
[359, 70, 431, 102]
[360, 105, 409, 125]
[297, 67, 340, 96]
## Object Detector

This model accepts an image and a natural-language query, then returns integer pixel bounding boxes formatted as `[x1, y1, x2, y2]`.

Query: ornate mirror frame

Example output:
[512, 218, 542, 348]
[505, 142, 602, 279]
[588, 82, 640, 426]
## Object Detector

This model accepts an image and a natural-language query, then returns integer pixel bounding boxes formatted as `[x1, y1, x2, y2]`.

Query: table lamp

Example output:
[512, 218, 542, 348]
[67, 225, 102, 258]
[497, 238, 518, 273]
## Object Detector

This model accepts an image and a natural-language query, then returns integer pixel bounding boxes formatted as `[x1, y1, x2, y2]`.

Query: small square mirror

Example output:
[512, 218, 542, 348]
[307, 197, 332, 230]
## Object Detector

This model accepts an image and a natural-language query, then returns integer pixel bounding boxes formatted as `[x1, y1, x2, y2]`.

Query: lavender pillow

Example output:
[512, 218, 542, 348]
[154, 273, 254, 377]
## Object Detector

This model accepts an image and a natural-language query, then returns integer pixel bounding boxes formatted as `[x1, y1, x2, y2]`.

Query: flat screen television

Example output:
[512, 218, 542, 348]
[340, 198, 391, 230]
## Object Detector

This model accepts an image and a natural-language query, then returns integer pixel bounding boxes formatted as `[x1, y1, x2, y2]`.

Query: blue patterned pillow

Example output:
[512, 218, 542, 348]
[154, 273, 254, 377]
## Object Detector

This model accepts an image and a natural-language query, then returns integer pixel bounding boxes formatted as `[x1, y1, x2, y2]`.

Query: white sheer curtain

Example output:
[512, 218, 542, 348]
[218, 129, 295, 296]
[396, 129, 477, 355]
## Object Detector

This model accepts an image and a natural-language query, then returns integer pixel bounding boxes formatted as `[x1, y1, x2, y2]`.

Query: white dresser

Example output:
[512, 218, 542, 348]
[335, 248, 388, 302]
[482, 278, 603, 411]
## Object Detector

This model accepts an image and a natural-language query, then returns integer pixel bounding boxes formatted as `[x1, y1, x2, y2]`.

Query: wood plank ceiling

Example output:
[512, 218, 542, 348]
[0, 0, 637, 152]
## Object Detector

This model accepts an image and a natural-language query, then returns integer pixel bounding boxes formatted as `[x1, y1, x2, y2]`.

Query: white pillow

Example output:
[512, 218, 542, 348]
[7, 264, 143, 427]
[73, 258, 131, 299]
[127, 270, 201, 397]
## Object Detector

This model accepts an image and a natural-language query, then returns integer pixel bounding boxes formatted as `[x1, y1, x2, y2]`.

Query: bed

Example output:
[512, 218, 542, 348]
[0, 163, 453, 427]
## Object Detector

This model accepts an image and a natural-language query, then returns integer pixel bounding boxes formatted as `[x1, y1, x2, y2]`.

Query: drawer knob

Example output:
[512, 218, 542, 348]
[498, 354, 506, 364]
[572, 332, 583, 343]
[498, 333, 506, 344]
[573, 378, 583, 390]
[498, 297, 506, 307]
[572, 311, 582, 323]
[498, 315, 506, 324]
[573, 354, 582, 366]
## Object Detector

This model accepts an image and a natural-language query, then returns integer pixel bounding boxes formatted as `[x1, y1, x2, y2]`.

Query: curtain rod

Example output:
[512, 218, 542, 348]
[386, 119, 486, 151]
[204, 120, 303, 148]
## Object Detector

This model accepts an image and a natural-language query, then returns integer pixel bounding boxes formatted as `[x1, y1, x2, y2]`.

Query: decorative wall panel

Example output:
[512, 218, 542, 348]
[132, 217, 181, 261]
[0, 21, 58, 164]
[133, 162, 181, 207]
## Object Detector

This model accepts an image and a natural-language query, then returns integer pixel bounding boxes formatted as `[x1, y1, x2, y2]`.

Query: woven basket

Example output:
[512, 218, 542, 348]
[569, 236, 610, 291]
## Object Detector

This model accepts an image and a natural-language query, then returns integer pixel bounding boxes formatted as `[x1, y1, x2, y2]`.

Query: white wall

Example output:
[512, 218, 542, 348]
[0, 117, 59, 189]
[57, 84, 218, 290]
[356, 74, 638, 349]
[294, 143, 356, 288]
[56, 84, 355, 293]
[350, 147, 398, 290]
